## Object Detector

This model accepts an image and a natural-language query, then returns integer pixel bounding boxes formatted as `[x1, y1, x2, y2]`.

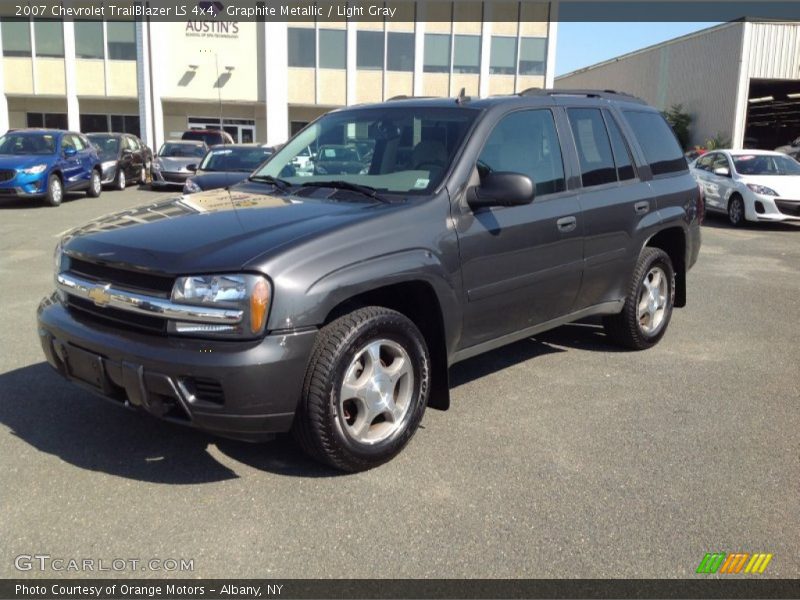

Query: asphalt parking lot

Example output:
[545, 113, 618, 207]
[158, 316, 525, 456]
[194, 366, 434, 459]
[1, 186, 798, 579]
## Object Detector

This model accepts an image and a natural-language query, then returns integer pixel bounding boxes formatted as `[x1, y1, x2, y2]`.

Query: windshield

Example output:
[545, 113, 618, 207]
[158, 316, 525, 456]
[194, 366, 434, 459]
[88, 135, 120, 159]
[0, 132, 57, 155]
[254, 106, 480, 194]
[199, 147, 272, 172]
[732, 154, 800, 176]
[158, 143, 206, 158]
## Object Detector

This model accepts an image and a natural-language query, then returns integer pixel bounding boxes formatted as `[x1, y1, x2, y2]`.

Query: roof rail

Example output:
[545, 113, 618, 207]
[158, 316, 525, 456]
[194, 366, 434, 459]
[517, 88, 647, 104]
[386, 95, 435, 101]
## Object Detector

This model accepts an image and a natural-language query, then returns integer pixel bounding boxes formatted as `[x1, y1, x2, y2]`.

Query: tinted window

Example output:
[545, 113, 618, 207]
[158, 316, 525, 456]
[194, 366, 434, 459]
[357, 31, 383, 70]
[199, 147, 272, 172]
[568, 108, 617, 187]
[0, 132, 57, 155]
[319, 29, 345, 69]
[490, 37, 516, 75]
[88, 135, 121, 159]
[453, 35, 480, 74]
[519, 37, 546, 76]
[624, 111, 687, 176]
[733, 153, 800, 175]
[2, 19, 31, 57]
[387, 32, 414, 71]
[159, 143, 206, 158]
[107, 22, 136, 60]
[604, 112, 636, 181]
[34, 21, 64, 58]
[288, 28, 315, 67]
[478, 109, 566, 196]
[75, 21, 104, 59]
[424, 34, 450, 73]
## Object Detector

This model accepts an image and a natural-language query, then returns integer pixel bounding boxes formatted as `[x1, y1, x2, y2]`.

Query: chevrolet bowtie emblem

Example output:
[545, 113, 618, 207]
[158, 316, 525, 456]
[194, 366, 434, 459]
[88, 284, 112, 307]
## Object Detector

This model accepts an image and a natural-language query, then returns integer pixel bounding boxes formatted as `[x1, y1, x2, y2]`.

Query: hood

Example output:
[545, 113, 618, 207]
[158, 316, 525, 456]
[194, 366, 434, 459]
[0, 154, 55, 169]
[191, 171, 250, 191]
[739, 174, 800, 197]
[156, 156, 197, 172]
[61, 186, 388, 274]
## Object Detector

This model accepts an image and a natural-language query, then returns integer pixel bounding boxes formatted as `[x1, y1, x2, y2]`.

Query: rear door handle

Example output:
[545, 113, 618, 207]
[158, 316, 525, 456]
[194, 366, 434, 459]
[556, 216, 577, 233]
[634, 201, 650, 215]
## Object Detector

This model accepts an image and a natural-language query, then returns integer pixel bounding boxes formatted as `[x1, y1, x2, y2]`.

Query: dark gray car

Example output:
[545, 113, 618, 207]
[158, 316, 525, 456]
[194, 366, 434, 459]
[38, 90, 702, 471]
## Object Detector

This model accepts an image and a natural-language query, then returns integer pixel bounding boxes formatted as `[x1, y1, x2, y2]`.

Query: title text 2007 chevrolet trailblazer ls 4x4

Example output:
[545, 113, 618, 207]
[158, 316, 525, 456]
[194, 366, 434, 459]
[38, 90, 702, 471]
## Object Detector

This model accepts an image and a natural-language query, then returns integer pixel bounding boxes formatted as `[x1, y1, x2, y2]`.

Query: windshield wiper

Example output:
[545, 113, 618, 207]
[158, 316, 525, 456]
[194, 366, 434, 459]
[300, 180, 391, 203]
[247, 174, 291, 191]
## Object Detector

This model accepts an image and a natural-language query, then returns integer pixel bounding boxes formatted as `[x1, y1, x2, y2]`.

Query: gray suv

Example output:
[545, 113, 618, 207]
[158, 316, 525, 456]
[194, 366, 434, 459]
[38, 90, 702, 471]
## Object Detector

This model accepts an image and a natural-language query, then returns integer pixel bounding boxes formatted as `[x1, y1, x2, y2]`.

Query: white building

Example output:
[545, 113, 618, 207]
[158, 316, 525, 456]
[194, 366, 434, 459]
[0, 2, 558, 149]
[556, 21, 800, 150]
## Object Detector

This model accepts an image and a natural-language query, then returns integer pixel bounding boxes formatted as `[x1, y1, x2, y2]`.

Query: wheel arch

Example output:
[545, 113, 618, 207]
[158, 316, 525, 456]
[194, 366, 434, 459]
[645, 227, 686, 307]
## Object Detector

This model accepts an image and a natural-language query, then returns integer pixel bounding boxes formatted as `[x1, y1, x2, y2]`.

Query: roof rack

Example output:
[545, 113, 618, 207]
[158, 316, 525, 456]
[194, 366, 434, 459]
[517, 88, 647, 104]
[386, 95, 435, 101]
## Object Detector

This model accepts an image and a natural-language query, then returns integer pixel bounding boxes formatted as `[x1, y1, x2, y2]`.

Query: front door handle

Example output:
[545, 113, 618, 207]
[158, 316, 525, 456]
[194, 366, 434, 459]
[634, 201, 651, 215]
[556, 216, 577, 233]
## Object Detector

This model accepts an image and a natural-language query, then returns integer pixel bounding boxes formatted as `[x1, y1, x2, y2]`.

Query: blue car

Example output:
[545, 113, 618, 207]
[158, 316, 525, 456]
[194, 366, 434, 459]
[0, 129, 103, 206]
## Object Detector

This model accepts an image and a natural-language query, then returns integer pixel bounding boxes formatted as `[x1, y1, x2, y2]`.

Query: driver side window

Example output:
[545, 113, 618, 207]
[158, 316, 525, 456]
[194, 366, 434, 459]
[478, 109, 565, 196]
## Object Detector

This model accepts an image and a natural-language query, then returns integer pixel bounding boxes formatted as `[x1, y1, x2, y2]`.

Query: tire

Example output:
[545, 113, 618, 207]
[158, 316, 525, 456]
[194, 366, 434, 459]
[293, 306, 431, 472]
[114, 167, 126, 191]
[603, 247, 675, 351]
[45, 174, 63, 207]
[727, 194, 745, 227]
[86, 169, 102, 198]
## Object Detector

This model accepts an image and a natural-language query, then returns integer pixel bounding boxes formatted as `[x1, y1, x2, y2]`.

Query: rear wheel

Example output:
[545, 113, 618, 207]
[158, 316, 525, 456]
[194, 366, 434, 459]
[603, 247, 675, 350]
[86, 169, 102, 197]
[293, 307, 430, 472]
[45, 174, 62, 207]
[727, 194, 745, 226]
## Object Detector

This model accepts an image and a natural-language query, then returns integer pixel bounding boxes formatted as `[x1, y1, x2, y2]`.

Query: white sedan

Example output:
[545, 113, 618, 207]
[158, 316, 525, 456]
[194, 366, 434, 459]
[690, 150, 800, 226]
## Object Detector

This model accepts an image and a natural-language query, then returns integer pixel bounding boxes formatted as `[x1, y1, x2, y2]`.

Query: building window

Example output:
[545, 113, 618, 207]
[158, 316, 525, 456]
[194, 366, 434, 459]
[386, 32, 414, 72]
[357, 30, 383, 70]
[107, 21, 136, 60]
[490, 36, 516, 75]
[319, 29, 346, 69]
[34, 21, 64, 58]
[453, 35, 480, 74]
[519, 37, 546, 76]
[80, 114, 109, 132]
[287, 27, 315, 68]
[1, 19, 31, 57]
[27, 112, 68, 129]
[110, 115, 141, 137]
[74, 21, 104, 59]
[423, 34, 450, 73]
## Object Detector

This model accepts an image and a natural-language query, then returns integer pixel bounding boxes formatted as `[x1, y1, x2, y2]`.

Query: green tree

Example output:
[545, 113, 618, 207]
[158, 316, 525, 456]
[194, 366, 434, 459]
[663, 104, 693, 150]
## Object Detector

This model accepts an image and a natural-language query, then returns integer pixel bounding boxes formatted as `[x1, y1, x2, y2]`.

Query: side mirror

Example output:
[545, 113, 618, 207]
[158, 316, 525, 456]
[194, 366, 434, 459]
[467, 172, 535, 209]
[63, 147, 77, 158]
[186, 164, 197, 172]
[713, 167, 730, 177]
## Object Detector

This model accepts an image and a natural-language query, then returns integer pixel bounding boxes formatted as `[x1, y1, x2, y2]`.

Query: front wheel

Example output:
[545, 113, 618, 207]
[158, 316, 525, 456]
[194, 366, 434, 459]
[45, 174, 62, 207]
[293, 307, 430, 472]
[114, 166, 126, 190]
[728, 194, 745, 227]
[603, 247, 675, 350]
[86, 170, 102, 197]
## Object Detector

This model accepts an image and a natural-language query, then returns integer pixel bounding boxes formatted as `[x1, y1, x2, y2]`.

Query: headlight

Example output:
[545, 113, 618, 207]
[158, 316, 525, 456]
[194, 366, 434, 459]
[168, 273, 271, 338]
[21, 164, 47, 175]
[183, 178, 202, 194]
[746, 183, 779, 196]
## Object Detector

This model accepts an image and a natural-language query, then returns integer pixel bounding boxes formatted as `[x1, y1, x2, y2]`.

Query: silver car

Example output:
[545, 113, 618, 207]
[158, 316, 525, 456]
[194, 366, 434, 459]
[151, 140, 207, 189]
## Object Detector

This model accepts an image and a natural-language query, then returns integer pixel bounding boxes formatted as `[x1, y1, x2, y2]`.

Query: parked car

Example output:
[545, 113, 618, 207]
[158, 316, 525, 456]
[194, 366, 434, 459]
[39, 90, 702, 471]
[314, 144, 365, 175]
[87, 132, 153, 190]
[774, 136, 800, 156]
[183, 144, 273, 194]
[181, 129, 235, 146]
[0, 129, 102, 206]
[690, 149, 800, 225]
[150, 140, 207, 188]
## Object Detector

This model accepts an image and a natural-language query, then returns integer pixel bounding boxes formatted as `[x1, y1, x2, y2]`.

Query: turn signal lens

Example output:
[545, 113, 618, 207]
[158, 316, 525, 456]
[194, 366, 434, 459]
[250, 278, 270, 334]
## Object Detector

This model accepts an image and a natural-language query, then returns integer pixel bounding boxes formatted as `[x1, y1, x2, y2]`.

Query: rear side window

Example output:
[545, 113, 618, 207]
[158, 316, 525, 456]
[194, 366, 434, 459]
[604, 112, 636, 181]
[478, 109, 566, 196]
[567, 108, 616, 187]
[623, 110, 687, 176]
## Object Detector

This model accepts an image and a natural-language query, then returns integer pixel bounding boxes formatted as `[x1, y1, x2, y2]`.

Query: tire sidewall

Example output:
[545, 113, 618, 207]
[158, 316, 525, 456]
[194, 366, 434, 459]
[728, 195, 745, 226]
[635, 252, 675, 344]
[327, 316, 429, 461]
[47, 175, 62, 206]
[116, 167, 126, 190]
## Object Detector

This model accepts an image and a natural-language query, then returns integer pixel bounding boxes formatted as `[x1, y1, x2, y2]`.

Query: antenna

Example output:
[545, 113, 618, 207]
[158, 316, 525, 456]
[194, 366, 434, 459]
[456, 87, 470, 105]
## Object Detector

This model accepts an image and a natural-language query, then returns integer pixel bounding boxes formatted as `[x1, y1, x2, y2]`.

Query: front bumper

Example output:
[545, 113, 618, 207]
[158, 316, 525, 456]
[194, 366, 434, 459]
[151, 170, 190, 188]
[37, 294, 317, 441]
[0, 173, 48, 198]
[748, 194, 800, 222]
